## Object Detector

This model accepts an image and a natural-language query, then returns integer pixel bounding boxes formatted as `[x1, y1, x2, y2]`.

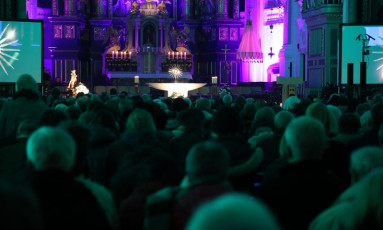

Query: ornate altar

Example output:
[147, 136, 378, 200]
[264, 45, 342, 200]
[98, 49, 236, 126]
[102, 0, 193, 81]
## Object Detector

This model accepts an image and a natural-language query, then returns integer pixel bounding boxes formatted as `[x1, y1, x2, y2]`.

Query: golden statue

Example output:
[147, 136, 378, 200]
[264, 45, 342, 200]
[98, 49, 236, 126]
[157, 0, 171, 15]
[67, 70, 77, 91]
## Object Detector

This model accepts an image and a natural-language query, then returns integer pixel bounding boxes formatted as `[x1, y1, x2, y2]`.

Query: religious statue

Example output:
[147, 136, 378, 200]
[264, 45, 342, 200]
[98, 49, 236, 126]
[199, 0, 215, 17]
[67, 70, 78, 91]
[127, 0, 139, 14]
[169, 24, 190, 51]
[104, 24, 120, 51]
[157, 0, 171, 15]
[113, 0, 130, 16]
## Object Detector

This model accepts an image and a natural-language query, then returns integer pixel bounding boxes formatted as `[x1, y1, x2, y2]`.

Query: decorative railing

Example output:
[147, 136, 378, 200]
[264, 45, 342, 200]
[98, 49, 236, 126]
[302, 0, 343, 11]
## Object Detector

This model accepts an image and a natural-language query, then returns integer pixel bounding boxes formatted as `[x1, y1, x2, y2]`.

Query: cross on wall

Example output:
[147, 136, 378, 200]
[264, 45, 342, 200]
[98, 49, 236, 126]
[221, 44, 230, 61]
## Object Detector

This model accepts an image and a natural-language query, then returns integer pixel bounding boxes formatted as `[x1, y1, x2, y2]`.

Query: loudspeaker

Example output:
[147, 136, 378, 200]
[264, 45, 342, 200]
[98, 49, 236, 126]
[347, 63, 353, 85]
[360, 62, 367, 85]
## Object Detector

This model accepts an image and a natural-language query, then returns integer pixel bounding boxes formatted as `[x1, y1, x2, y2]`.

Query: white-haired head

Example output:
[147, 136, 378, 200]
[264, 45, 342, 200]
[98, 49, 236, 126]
[350, 146, 383, 184]
[27, 127, 76, 172]
[284, 116, 326, 163]
[186, 193, 281, 230]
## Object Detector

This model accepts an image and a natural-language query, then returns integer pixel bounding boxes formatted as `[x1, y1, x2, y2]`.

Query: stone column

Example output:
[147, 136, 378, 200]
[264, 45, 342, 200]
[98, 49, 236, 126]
[64, 0, 76, 16]
[108, 0, 113, 18]
[52, 0, 59, 16]
[135, 24, 140, 49]
[215, 0, 228, 18]
[165, 23, 169, 50]
[160, 25, 163, 49]
[343, 0, 358, 23]
[93, 0, 107, 18]
[180, 0, 193, 19]
[233, 0, 240, 19]
[283, 0, 291, 45]
[128, 25, 133, 49]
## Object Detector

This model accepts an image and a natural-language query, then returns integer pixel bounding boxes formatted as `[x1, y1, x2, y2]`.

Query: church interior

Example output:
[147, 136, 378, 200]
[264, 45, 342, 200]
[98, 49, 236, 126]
[1, 0, 383, 99]
[2, 2, 383, 230]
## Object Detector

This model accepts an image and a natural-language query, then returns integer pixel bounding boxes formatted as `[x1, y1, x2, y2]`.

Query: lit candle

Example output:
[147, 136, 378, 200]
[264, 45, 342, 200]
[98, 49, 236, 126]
[129, 51, 132, 59]
[212, 76, 218, 84]
[134, 75, 139, 84]
[112, 51, 114, 59]
[184, 52, 186, 60]
[168, 52, 170, 59]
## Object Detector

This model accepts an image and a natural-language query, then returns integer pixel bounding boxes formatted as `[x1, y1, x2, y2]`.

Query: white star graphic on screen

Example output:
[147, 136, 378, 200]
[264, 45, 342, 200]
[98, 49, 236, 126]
[0, 24, 20, 75]
[373, 36, 383, 71]
[168, 65, 183, 79]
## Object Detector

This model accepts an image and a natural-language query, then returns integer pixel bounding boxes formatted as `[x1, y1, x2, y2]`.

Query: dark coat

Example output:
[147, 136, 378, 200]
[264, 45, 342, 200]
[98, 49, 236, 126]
[29, 169, 111, 230]
[0, 90, 48, 138]
[255, 160, 346, 230]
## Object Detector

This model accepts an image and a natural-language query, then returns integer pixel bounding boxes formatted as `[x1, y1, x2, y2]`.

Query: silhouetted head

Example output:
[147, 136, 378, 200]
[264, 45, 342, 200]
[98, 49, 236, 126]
[16, 74, 37, 92]
[186, 141, 229, 182]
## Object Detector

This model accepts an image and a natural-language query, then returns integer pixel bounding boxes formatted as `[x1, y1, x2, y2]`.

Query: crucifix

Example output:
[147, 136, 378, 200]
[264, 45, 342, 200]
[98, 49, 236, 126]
[221, 44, 232, 85]
[221, 44, 230, 61]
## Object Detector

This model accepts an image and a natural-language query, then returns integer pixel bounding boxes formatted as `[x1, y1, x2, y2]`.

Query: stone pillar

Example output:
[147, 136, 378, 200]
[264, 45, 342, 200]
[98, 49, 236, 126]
[135, 24, 140, 49]
[233, 0, 240, 19]
[283, 0, 291, 45]
[52, 0, 59, 16]
[343, 0, 358, 23]
[173, 0, 178, 20]
[160, 24, 163, 49]
[215, 0, 228, 18]
[93, 0, 107, 18]
[64, 0, 76, 16]
[128, 25, 133, 49]
[108, 0, 113, 18]
[165, 23, 169, 50]
[180, 0, 194, 19]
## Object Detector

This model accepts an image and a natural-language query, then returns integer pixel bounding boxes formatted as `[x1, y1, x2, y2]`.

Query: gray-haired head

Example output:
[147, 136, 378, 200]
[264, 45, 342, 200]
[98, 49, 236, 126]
[284, 116, 326, 163]
[274, 110, 294, 131]
[350, 146, 383, 184]
[186, 193, 281, 230]
[27, 127, 76, 172]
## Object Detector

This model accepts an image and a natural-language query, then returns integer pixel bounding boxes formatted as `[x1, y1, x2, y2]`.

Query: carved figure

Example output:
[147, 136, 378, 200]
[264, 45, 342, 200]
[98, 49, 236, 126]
[157, 0, 171, 15]
[67, 70, 77, 90]
[104, 24, 120, 48]
[199, 0, 215, 16]
[127, 0, 139, 14]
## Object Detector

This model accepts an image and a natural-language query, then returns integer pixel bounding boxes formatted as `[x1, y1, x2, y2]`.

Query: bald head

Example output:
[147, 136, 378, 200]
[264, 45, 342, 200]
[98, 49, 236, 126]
[285, 116, 326, 163]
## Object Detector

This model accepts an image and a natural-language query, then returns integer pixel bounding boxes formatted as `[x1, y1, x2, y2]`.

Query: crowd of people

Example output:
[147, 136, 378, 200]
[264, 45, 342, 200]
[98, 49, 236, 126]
[0, 73, 382, 229]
